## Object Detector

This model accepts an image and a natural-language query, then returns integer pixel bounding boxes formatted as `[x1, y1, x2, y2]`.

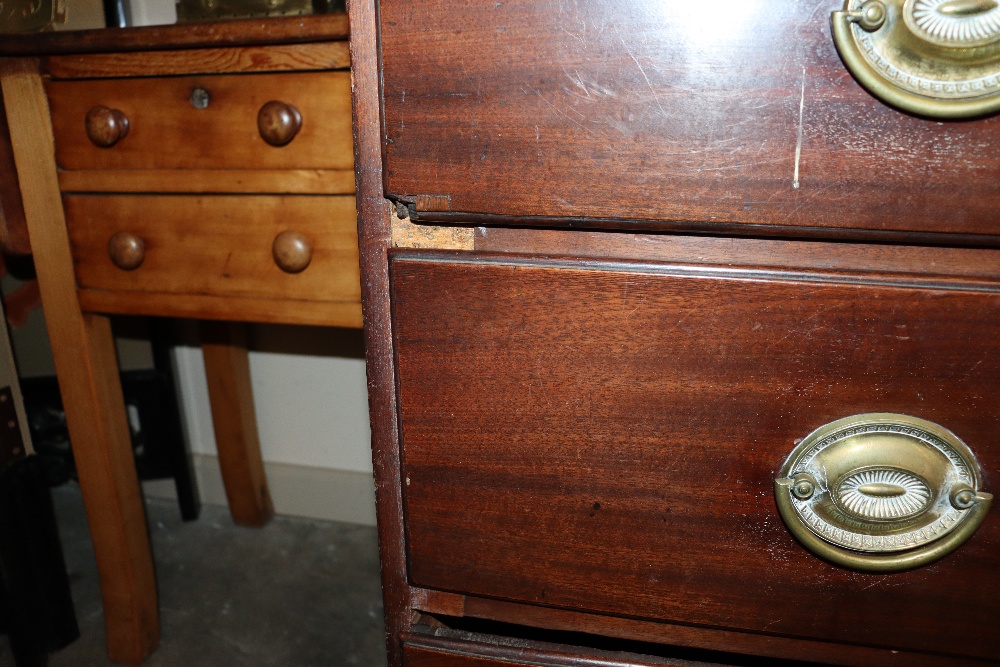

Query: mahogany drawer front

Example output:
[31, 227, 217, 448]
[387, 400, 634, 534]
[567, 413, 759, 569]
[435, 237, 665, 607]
[380, 0, 1000, 240]
[391, 253, 1000, 662]
[65, 194, 359, 304]
[405, 646, 531, 667]
[402, 637, 677, 667]
[47, 71, 353, 171]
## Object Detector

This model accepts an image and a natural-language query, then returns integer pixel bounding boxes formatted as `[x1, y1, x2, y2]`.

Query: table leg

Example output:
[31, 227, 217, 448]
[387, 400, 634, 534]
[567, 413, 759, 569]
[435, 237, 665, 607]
[1, 58, 159, 665]
[200, 321, 274, 526]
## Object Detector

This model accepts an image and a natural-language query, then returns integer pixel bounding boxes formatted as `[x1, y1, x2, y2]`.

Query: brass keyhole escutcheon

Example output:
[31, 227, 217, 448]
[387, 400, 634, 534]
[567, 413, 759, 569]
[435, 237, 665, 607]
[775, 414, 992, 572]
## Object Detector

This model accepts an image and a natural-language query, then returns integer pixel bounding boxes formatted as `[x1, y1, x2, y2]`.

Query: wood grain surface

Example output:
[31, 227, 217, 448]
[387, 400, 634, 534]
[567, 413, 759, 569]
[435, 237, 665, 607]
[473, 228, 1000, 282]
[47, 72, 353, 171]
[391, 253, 1000, 662]
[380, 0, 1000, 240]
[200, 321, 274, 527]
[402, 634, 702, 667]
[57, 168, 356, 195]
[64, 194, 360, 304]
[410, 588, 985, 667]
[0, 13, 349, 56]
[348, 0, 413, 664]
[0, 57, 158, 665]
[76, 290, 362, 328]
[43, 42, 349, 79]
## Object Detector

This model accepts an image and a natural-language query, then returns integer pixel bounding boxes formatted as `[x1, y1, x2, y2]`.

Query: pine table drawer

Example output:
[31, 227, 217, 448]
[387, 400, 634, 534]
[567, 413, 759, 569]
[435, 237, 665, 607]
[46, 71, 352, 172]
[64, 194, 360, 326]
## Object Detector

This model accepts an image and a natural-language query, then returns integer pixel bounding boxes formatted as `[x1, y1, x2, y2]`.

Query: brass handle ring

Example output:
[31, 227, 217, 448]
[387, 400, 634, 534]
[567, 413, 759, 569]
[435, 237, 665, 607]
[832, 0, 1000, 118]
[775, 413, 992, 572]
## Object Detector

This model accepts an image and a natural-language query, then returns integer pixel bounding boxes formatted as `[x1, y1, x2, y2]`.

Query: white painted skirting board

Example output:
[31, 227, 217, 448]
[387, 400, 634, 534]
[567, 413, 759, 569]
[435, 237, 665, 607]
[142, 454, 377, 526]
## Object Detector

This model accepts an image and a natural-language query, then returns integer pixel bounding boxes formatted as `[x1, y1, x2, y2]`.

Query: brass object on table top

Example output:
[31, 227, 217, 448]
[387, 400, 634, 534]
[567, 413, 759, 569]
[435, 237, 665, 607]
[775, 413, 992, 572]
[176, 0, 342, 22]
[0, 0, 65, 33]
[833, 0, 1000, 117]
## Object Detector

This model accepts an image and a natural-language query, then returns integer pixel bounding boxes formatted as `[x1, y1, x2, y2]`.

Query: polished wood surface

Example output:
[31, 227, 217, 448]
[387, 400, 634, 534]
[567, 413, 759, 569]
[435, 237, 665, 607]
[402, 635, 695, 667]
[58, 168, 355, 194]
[347, 1, 411, 665]
[43, 42, 349, 79]
[391, 253, 999, 661]
[404, 646, 540, 667]
[77, 289, 363, 328]
[0, 13, 348, 56]
[65, 194, 360, 304]
[48, 72, 352, 171]
[0, 58, 157, 665]
[474, 228, 1000, 282]
[409, 589, 980, 667]
[379, 0, 1000, 241]
[358, 0, 1000, 665]
[200, 322, 274, 527]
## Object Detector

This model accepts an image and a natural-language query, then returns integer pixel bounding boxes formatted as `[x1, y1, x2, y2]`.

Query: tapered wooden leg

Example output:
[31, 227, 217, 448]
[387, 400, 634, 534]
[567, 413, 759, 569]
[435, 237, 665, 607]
[1, 58, 159, 664]
[200, 321, 273, 526]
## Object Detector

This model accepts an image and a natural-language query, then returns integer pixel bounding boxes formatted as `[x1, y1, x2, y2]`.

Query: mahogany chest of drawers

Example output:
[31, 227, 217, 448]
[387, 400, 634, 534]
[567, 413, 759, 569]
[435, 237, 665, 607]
[349, 0, 1000, 665]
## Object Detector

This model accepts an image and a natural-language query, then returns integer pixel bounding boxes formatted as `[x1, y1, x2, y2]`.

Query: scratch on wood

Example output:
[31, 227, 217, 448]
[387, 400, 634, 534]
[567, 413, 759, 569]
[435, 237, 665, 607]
[793, 67, 805, 190]
[622, 38, 666, 116]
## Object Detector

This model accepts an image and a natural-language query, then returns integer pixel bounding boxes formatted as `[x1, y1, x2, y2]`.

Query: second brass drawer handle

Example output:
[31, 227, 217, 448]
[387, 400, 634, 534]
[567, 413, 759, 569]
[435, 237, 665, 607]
[257, 101, 302, 147]
[775, 413, 992, 572]
[85, 106, 130, 148]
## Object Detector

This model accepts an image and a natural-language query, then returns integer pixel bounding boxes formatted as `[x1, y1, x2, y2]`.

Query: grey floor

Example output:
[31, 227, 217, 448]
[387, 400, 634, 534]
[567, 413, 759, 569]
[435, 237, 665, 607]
[0, 484, 388, 667]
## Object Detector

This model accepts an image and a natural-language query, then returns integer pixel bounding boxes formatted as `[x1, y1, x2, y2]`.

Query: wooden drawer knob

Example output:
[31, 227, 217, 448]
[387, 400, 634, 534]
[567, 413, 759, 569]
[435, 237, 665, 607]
[272, 231, 312, 273]
[108, 232, 144, 270]
[257, 101, 302, 147]
[85, 106, 130, 147]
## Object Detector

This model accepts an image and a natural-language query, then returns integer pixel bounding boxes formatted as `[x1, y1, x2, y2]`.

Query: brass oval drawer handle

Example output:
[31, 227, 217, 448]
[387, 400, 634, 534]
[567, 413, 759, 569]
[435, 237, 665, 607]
[272, 230, 312, 273]
[832, 0, 1000, 118]
[257, 101, 302, 147]
[85, 105, 130, 148]
[775, 413, 992, 572]
[108, 232, 145, 271]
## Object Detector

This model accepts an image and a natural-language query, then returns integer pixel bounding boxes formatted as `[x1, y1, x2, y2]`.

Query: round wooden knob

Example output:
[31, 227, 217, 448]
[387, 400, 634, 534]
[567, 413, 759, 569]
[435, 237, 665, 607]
[272, 231, 312, 273]
[85, 106, 130, 147]
[108, 232, 145, 270]
[257, 101, 302, 147]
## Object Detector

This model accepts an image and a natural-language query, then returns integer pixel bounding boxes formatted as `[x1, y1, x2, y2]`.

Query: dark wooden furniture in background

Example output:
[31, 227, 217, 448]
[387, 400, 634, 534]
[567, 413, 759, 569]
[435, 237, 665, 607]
[350, 0, 999, 665]
[0, 16, 359, 664]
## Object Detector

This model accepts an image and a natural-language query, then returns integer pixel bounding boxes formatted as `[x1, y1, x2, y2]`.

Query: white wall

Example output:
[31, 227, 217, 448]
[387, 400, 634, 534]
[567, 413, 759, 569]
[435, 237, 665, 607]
[164, 322, 376, 524]
[173, 323, 372, 472]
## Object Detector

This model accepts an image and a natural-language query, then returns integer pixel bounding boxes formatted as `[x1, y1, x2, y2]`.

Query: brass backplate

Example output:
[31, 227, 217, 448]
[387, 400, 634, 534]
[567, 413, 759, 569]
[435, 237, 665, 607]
[776, 413, 992, 571]
[833, 0, 1000, 117]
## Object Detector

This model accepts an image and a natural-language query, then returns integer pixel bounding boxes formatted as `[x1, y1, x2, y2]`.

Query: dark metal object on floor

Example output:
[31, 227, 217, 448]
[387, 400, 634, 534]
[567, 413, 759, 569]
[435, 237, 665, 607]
[0, 386, 79, 666]
[21, 320, 199, 521]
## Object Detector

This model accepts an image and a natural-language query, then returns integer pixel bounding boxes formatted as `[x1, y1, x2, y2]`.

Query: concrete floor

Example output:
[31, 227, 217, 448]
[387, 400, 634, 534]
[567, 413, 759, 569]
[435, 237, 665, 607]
[0, 484, 388, 667]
